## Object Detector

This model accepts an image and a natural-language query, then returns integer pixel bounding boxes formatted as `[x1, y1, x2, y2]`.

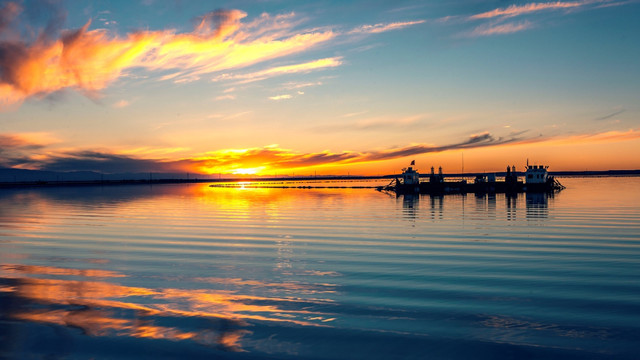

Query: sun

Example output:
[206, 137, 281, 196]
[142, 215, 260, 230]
[231, 167, 266, 175]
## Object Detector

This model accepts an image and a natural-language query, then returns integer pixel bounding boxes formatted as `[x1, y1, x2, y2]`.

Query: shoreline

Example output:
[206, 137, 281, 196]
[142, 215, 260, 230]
[0, 170, 639, 189]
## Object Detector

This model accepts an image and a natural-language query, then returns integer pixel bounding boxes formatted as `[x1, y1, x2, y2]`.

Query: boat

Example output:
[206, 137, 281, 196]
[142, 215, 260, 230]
[379, 161, 565, 194]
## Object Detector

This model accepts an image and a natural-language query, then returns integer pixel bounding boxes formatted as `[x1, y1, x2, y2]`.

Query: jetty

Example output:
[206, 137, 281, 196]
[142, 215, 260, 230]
[379, 162, 565, 194]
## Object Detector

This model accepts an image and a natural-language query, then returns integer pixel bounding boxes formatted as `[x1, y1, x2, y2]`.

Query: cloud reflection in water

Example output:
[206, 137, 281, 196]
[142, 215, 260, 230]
[0, 263, 336, 352]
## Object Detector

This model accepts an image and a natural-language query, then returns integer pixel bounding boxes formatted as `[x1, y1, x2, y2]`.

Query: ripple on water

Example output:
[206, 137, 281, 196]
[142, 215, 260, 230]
[0, 178, 639, 359]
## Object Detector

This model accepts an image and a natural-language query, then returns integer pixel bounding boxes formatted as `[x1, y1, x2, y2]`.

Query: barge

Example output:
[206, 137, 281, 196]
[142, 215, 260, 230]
[380, 161, 565, 194]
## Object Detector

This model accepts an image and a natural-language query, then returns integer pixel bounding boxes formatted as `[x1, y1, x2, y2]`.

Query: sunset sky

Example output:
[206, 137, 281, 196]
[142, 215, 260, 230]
[1, 0, 639, 176]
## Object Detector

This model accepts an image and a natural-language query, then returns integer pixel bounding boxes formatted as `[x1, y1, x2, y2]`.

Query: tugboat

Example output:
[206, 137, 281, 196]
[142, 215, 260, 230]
[399, 161, 420, 193]
[523, 163, 565, 192]
[379, 160, 564, 194]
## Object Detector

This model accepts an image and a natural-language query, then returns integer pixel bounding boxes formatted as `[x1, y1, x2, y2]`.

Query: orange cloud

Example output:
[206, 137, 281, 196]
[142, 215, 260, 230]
[192, 147, 358, 174]
[0, 132, 61, 167]
[0, 3, 431, 109]
[0, 7, 335, 109]
[0, 131, 527, 174]
[190, 132, 523, 175]
[188, 129, 640, 174]
[150, 22, 335, 82]
[5, 128, 636, 176]
[0, 132, 58, 148]
[0, 19, 161, 104]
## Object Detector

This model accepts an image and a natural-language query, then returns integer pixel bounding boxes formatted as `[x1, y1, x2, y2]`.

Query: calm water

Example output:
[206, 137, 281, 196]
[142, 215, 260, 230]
[1, 177, 639, 359]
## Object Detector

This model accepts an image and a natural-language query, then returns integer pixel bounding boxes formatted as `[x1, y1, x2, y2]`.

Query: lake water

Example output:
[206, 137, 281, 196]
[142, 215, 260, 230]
[1, 177, 639, 359]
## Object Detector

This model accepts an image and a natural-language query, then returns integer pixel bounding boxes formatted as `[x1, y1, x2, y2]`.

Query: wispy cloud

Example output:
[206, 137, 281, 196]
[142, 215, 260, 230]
[223, 111, 252, 120]
[212, 57, 343, 84]
[359, 132, 518, 162]
[456, 0, 622, 37]
[349, 20, 426, 34]
[465, 21, 534, 37]
[280, 81, 323, 90]
[469, 1, 589, 20]
[268, 94, 292, 101]
[215, 94, 236, 101]
[544, 128, 640, 144]
[340, 111, 368, 118]
[595, 109, 626, 121]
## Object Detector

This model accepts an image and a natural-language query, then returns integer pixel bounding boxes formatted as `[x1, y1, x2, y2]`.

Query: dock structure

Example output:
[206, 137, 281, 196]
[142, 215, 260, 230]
[380, 162, 565, 194]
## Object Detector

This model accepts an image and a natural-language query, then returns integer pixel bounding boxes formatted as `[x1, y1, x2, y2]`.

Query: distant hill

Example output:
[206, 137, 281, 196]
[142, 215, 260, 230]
[0, 167, 207, 183]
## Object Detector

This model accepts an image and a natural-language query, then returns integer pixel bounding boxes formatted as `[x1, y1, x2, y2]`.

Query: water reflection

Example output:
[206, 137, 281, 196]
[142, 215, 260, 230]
[430, 195, 444, 220]
[275, 239, 294, 274]
[400, 194, 419, 220]
[487, 194, 496, 219]
[526, 192, 550, 220]
[0, 263, 336, 353]
[506, 195, 517, 221]
[395, 192, 554, 222]
[0, 183, 355, 214]
[0, 276, 248, 351]
[474, 193, 487, 213]
[1, 178, 639, 359]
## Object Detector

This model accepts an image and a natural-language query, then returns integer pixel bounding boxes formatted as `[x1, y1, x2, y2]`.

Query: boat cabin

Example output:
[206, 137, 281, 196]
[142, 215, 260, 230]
[401, 166, 420, 185]
[525, 164, 549, 184]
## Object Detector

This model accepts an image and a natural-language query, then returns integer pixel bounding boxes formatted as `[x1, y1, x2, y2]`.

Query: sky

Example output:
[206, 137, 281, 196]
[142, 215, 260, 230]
[0, 0, 639, 176]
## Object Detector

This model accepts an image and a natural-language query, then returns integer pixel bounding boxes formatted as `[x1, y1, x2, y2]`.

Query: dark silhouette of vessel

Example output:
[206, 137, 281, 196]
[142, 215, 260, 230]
[380, 161, 565, 194]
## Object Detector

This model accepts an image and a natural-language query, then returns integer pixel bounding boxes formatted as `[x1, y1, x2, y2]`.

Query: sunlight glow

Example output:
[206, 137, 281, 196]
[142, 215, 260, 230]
[231, 167, 266, 175]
